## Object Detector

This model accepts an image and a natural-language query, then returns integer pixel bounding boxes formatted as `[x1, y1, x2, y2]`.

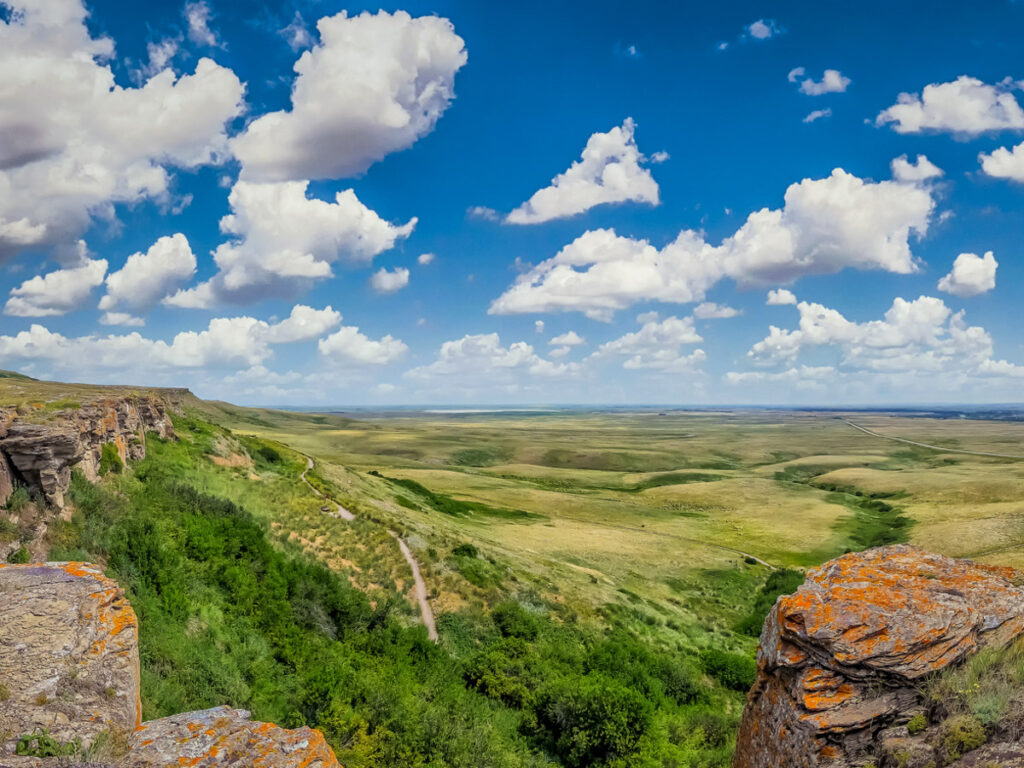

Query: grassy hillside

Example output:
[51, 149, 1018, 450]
[8, 379, 1024, 765]
[37, 412, 748, 767]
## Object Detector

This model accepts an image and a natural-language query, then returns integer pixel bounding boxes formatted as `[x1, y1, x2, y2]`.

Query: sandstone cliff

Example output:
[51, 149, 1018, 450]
[733, 545, 1024, 768]
[0, 562, 340, 768]
[0, 396, 175, 509]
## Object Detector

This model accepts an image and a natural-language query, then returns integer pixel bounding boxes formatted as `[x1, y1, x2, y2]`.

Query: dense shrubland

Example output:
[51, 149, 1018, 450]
[45, 418, 750, 767]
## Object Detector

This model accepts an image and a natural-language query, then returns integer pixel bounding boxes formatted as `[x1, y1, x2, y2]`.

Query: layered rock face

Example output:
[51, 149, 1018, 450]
[733, 545, 1024, 768]
[0, 396, 174, 509]
[0, 563, 340, 768]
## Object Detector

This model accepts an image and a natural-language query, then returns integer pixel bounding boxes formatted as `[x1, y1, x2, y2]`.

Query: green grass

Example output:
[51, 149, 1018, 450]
[42, 416, 753, 767]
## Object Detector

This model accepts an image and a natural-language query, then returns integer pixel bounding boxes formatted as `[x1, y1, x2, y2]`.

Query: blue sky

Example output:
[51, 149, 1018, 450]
[2, 0, 1024, 405]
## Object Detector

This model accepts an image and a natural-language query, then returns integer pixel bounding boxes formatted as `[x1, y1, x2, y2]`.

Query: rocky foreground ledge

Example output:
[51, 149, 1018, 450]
[0, 562, 340, 768]
[733, 545, 1024, 768]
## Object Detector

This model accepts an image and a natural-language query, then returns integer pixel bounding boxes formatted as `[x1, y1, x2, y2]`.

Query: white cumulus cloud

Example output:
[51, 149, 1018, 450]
[693, 302, 741, 319]
[5, 257, 107, 317]
[979, 141, 1024, 181]
[0, 0, 244, 260]
[0, 306, 340, 373]
[231, 10, 466, 182]
[789, 68, 850, 95]
[166, 181, 415, 307]
[746, 19, 781, 40]
[767, 289, 797, 305]
[505, 118, 661, 224]
[876, 76, 1024, 135]
[891, 154, 944, 183]
[594, 315, 705, 372]
[491, 165, 936, 319]
[370, 266, 410, 293]
[318, 325, 408, 365]
[803, 108, 832, 124]
[937, 251, 997, 298]
[99, 233, 197, 314]
[417, 252, 435, 265]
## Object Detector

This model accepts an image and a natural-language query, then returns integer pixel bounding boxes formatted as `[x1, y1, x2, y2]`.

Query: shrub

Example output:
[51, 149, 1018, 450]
[16, 730, 79, 758]
[937, 714, 986, 762]
[534, 674, 654, 767]
[492, 602, 539, 640]
[906, 712, 927, 734]
[698, 648, 756, 692]
[451, 543, 478, 558]
[0, 517, 18, 543]
[4, 485, 30, 512]
[99, 443, 123, 475]
[7, 545, 30, 564]
[255, 445, 282, 465]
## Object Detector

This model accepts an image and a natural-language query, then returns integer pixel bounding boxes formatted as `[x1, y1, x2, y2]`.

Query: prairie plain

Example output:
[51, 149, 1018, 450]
[212, 405, 1024, 652]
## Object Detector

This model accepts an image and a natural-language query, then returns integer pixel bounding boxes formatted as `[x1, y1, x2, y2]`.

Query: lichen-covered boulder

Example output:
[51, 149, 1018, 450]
[129, 706, 340, 768]
[733, 545, 1024, 768]
[0, 563, 141, 758]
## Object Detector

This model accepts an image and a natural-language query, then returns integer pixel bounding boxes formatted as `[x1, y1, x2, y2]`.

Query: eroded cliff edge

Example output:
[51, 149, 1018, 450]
[0, 392, 180, 561]
[0, 562, 340, 768]
[733, 545, 1024, 768]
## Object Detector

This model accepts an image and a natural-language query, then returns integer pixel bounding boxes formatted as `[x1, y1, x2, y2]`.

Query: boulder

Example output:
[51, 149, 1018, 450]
[1, 424, 82, 508]
[0, 563, 341, 768]
[732, 545, 1024, 768]
[0, 563, 141, 757]
[129, 706, 340, 768]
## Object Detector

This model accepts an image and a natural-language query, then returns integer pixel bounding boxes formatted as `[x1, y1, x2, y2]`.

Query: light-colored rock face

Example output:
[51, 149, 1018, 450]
[0, 395, 174, 509]
[0, 563, 341, 768]
[733, 545, 1024, 768]
[0, 563, 141, 756]
[129, 706, 340, 768]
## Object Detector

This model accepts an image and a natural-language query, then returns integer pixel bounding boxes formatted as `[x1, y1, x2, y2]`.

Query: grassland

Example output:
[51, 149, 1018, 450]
[8, 374, 1024, 766]
[211, 407, 1024, 644]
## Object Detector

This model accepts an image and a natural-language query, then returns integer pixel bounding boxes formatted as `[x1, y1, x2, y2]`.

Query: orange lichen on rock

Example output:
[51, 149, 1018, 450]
[733, 545, 1024, 768]
[0, 562, 142, 758]
[129, 706, 340, 768]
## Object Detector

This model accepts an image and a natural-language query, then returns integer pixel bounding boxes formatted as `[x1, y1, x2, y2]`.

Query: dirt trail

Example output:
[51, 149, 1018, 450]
[843, 420, 1024, 460]
[300, 456, 355, 520]
[389, 531, 439, 643]
[299, 456, 438, 642]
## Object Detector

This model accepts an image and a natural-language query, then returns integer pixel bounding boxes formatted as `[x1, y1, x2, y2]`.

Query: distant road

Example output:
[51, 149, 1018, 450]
[843, 420, 1024, 460]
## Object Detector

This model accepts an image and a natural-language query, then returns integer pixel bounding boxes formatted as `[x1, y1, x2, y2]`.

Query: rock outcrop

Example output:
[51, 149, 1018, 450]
[0, 396, 175, 509]
[733, 545, 1024, 768]
[130, 707, 339, 768]
[0, 562, 140, 755]
[0, 563, 341, 768]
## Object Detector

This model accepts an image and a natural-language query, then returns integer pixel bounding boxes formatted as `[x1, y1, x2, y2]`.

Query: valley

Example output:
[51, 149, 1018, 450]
[4, 376, 1024, 766]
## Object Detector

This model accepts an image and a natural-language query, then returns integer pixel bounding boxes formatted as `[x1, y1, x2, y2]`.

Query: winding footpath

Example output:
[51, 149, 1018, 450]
[843, 419, 1024, 460]
[300, 456, 355, 520]
[299, 456, 438, 642]
[388, 532, 439, 642]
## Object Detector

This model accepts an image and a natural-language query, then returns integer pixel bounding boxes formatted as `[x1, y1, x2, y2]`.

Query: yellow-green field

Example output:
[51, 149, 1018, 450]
[207, 406, 1024, 651]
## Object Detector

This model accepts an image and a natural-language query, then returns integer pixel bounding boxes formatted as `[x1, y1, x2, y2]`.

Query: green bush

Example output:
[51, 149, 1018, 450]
[0, 517, 18, 543]
[906, 712, 927, 734]
[451, 542, 479, 558]
[16, 730, 78, 757]
[534, 674, 654, 767]
[492, 602, 539, 640]
[937, 714, 985, 762]
[698, 648, 756, 692]
[4, 485, 30, 512]
[99, 442, 123, 475]
[7, 545, 30, 564]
